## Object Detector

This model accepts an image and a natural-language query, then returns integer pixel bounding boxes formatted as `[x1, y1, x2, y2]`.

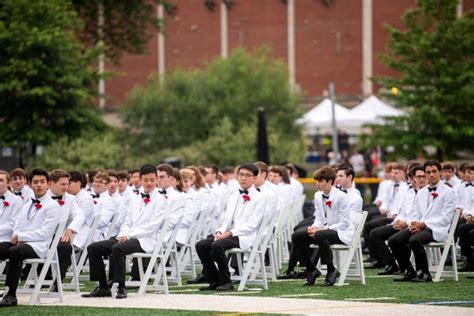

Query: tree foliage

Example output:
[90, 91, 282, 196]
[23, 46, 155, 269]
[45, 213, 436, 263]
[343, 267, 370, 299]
[369, 0, 474, 160]
[121, 48, 305, 166]
[0, 0, 105, 151]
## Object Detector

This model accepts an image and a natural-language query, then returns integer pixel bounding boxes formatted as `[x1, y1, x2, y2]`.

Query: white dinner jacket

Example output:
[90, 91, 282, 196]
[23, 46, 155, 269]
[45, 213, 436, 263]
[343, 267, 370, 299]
[118, 188, 167, 253]
[462, 183, 474, 216]
[216, 186, 265, 251]
[411, 181, 455, 242]
[13, 185, 34, 206]
[13, 194, 60, 258]
[346, 187, 363, 213]
[47, 190, 85, 235]
[393, 185, 419, 224]
[0, 190, 23, 242]
[162, 186, 185, 242]
[311, 186, 354, 245]
[257, 181, 278, 225]
[176, 188, 203, 245]
[73, 189, 95, 249]
[93, 191, 118, 241]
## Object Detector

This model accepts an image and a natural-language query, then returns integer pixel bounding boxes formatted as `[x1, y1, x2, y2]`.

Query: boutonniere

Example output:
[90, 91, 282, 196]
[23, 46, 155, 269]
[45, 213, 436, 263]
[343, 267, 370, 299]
[431, 192, 439, 199]
[93, 200, 97, 205]
[3, 201, 9, 207]
[325, 200, 332, 207]
[58, 200, 65, 206]
[242, 194, 250, 203]
[34, 202, 42, 209]
[144, 197, 151, 205]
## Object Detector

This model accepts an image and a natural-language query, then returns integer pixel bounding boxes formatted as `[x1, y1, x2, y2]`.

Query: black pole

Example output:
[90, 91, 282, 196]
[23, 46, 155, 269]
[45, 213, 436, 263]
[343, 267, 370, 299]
[256, 107, 270, 164]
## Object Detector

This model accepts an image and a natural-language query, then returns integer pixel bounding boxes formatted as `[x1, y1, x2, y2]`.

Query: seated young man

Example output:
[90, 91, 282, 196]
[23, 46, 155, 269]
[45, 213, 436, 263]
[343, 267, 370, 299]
[0, 169, 60, 308]
[196, 163, 265, 291]
[291, 166, 354, 286]
[458, 164, 474, 273]
[82, 164, 167, 299]
[389, 160, 455, 282]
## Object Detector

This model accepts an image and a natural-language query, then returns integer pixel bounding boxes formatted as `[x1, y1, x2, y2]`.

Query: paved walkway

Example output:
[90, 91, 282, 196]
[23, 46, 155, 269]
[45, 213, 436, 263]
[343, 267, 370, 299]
[17, 293, 473, 315]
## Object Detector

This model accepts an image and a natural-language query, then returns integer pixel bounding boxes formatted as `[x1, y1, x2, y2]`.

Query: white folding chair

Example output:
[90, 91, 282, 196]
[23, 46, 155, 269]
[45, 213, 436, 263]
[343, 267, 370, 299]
[227, 216, 268, 291]
[424, 209, 461, 282]
[0, 261, 6, 281]
[125, 215, 173, 296]
[65, 214, 101, 292]
[19, 221, 67, 304]
[251, 211, 280, 281]
[332, 211, 367, 286]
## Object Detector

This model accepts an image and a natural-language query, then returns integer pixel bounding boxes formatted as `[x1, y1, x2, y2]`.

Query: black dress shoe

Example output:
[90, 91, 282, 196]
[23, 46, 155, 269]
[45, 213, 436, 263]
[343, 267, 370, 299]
[393, 270, 417, 282]
[277, 270, 297, 280]
[412, 273, 432, 282]
[459, 263, 474, 272]
[216, 282, 234, 291]
[323, 270, 340, 286]
[116, 287, 127, 299]
[303, 269, 321, 286]
[0, 295, 17, 307]
[295, 270, 310, 279]
[187, 273, 207, 284]
[367, 261, 384, 269]
[81, 286, 112, 298]
[378, 265, 400, 275]
[466, 275, 474, 279]
[199, 282, 219, 291]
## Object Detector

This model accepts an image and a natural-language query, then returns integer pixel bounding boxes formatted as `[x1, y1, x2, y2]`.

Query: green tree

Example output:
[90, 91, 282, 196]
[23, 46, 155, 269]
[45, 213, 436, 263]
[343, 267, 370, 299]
[121, 48, 305, 165]
[0, 0, 105, 162]
[370, 0, 474, 160]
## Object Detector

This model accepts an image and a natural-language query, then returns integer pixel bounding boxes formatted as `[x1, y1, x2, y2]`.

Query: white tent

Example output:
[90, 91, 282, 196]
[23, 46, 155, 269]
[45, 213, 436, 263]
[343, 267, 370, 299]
[346, 95, 405, 126]
[298, 98, 353, 133]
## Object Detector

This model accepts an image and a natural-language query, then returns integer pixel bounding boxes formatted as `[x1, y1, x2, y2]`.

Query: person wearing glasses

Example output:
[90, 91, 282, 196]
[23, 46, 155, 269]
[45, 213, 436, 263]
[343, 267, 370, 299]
[90, 172, 117, 241]
[196, 163, 265, 292]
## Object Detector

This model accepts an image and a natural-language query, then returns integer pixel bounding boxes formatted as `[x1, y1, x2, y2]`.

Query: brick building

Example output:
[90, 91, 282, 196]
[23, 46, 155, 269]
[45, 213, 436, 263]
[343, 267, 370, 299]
[102, 0, 473, 109]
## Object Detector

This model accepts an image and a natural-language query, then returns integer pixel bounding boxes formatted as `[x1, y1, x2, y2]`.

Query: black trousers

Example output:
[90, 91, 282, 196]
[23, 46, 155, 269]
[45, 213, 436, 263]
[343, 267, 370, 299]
[458, 223, 474, 265]
[0, 242, 39, 296]
[364, 216, 392, 257]
[364, 204, 382, 222]
[311, 229, 343, 268]
[288, 227, 313, 272]
[195, 236, 239, 285]
[388, 228, 434, 273]
[88, 238, 144, 287]
[368, 225, 399, 266]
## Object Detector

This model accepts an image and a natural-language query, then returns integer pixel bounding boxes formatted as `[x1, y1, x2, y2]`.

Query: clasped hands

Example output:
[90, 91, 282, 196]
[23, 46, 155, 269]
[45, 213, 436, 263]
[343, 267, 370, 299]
[409, 221, 426, 234]
[214, 231, 232, 241]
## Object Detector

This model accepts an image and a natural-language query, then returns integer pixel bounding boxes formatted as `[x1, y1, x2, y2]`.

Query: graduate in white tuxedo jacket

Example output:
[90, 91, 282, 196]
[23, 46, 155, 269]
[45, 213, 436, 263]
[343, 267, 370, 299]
[0, 172, 23, 243]
[46, 169, 85, 283]
[458, 166, 474, 272]
[90, 172, 117, 241]
[0, 169, 60, 307]
[389, 161, 455, 282]
[196, 163, 265, 292]
[83, 165, 167, 300]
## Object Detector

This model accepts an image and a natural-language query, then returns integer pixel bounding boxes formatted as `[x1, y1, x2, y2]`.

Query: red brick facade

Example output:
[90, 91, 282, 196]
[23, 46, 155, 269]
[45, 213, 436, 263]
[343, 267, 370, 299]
[103, 0, 473, 109]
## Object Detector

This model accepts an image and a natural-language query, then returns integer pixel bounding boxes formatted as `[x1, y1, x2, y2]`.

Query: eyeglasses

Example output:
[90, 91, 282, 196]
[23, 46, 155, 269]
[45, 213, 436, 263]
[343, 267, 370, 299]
[238, 173, 254, 178]
[414, 175, 426, 179]
[93, 180, 108, 185]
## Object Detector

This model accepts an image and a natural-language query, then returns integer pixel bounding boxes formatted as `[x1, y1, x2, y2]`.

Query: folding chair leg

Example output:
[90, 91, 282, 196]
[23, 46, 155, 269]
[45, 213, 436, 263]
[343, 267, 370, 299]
[358, 244, 366, 285]
[259, 252, 268, 290]
[434, 243, 451, 282]
[336, 247, 356, 286]
[451, 244, 458, 281]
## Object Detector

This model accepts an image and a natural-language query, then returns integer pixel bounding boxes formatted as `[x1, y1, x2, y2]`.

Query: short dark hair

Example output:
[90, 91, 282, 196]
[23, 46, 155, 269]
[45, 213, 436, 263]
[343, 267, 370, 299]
[407, 163, 422, 178]
[117, 170, 129, 181]
[441, 161, 456, 172]
[221, 167, 234, 175]
[129, 169, 140, 175]
[337, 163, 355, 180]
[10, 168, 27, 178]
[140, 164, 157, 177]
[423, 160, 442, 172]
[69, 171, 86, 188]
[157, 164, 173, 177]
[30, 168, 50, 182]
[107, 169, 119, 180]
[313, 166, 336, 184]
[238, 163, 259, 176]
[285, 163, 295, 175]
[409, 165, 424, 178]
[269, 165, 290, 184]
[205, 165, 219, 175]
